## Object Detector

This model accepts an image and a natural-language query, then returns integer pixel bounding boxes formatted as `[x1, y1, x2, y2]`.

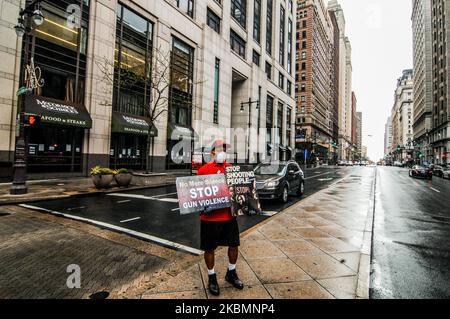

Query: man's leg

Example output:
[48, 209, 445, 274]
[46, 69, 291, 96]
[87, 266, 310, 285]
[204, 250, 215, 271]
[204, 249, 220, 296]
[225, 246, 243, 290]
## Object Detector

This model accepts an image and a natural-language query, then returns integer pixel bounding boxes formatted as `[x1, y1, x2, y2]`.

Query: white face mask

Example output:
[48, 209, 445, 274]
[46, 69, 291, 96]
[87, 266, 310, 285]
[215, 151, 227, 164]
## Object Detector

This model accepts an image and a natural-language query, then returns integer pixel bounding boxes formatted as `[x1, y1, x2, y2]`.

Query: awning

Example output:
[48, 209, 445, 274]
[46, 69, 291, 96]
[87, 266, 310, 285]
[168, 123, 197, 141]
[111, 112, 158, 137]
[24, 95, 92, 128]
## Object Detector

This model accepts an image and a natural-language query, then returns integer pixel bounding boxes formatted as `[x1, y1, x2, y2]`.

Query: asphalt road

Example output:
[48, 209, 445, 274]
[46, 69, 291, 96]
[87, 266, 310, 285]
[371, 166, 450, 299]
[20, 165, 350, 254]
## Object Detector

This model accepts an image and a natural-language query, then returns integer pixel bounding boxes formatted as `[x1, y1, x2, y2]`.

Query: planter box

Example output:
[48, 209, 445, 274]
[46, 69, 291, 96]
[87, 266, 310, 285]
[131, 172, 172, 187]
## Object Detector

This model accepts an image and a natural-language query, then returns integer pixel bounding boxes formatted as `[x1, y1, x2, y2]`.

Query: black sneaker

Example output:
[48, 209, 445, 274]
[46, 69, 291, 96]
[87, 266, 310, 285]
[225, 269, 244, 290]
[208, 273, 220, 296]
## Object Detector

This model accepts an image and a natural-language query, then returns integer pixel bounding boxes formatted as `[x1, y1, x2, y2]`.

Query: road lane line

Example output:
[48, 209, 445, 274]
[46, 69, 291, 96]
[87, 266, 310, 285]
[120, 217, 141, 223]
[19, 204, 203, 256]
[107, 193, 179, 203]
[66, 206, 87, 211]
[305, 171, 335, 180]
[171, 207, 180, 211]
[152, 192, 177, 198]
[116, 200, 131, 203]
[430, 187, 441, 193]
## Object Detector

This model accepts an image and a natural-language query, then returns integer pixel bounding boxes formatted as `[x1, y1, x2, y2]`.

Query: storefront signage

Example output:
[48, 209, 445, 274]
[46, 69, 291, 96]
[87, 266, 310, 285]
[176, 175, 231, 215]
[24, 95, 92, 128]
[111, 112, 158, 137]
[225, 165, 262, 217]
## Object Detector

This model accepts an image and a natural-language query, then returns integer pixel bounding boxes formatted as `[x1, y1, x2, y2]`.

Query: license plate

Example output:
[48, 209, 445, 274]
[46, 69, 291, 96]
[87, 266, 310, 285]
[421, 170, 425, 174]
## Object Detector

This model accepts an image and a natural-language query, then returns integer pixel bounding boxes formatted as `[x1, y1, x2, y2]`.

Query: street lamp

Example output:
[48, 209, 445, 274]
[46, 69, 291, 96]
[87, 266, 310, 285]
[240, 98, 260, 165]
[10, 0, 45, 195]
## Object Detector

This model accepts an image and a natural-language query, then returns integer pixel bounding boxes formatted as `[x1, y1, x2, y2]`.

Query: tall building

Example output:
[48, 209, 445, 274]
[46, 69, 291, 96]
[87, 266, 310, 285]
[384, 116, 392, 157]
[356, 111, 362, 159]
[390, 70, 414, 163]
[328, 0, 352, 160]
[429, 0, 449, 165]
[295, 0, 334, 164]
[351, 91, 357, 159]
[412, 0, 434, 164]
[0, 0, 295, 180]
[328, 7, 340, 164]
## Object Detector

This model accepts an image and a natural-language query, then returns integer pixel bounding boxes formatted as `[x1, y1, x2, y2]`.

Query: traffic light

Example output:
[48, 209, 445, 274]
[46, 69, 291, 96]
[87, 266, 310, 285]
[397, 145, 401, 153]
[23, 114, 41, 126]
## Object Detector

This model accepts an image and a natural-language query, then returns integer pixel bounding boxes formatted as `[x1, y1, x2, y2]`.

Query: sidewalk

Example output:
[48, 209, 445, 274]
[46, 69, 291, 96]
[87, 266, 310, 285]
[0, 174, 176, 205]
[138, 168, 375, 299]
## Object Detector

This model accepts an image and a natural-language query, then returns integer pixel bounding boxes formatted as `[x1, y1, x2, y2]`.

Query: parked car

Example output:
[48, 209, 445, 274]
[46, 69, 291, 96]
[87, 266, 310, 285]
[254, 161, 305, 203]
[431, 165, 448, 178]
[338, 160, 347, 166]
[409, 165, 433, 180]
[442, 168, 450, 179]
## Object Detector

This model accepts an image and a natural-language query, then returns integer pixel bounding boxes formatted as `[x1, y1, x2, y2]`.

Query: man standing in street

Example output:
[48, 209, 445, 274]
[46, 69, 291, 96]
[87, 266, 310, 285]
[197, 140, 244, 296]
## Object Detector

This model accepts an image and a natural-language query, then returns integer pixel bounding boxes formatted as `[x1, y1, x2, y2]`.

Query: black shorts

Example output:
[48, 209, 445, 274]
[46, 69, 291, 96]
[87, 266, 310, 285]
[200, 219, 240, 251]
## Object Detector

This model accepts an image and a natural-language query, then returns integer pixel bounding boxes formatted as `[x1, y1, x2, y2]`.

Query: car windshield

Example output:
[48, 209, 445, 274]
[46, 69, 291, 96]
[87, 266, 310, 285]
[254, 164, 287, 176]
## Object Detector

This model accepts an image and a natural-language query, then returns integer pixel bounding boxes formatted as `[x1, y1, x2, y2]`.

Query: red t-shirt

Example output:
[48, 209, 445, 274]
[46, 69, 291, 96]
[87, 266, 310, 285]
[197, 161, 234, 222]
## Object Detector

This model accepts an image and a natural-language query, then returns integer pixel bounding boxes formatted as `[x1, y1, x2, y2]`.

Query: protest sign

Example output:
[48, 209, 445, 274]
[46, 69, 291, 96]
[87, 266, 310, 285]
[225, 165, 262, 217]
[176, 174, 231, 215]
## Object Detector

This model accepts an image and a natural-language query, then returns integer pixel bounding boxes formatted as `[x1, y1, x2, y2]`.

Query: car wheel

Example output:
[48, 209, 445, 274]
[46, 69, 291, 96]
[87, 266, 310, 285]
[409, 171, 412, 177]
[281, 186, 289, 203]
[297, 180, 305, 197]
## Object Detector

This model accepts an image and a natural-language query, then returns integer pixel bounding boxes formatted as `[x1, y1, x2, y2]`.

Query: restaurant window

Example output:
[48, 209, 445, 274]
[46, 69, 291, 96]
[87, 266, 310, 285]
[177, 0, 194, 18]
[114, 4, 153, 117]
[279, 6, 285, 66]
[253, 0, 261, 43]
[230, 29, 246, 58]
[266, 0, 273, 55]
[170, 38, 195, 126]
[207, 7, 221, 33]
[231, 0, 246, 28]
[32, 0, 89, 105]
[213, 58, 220, 124]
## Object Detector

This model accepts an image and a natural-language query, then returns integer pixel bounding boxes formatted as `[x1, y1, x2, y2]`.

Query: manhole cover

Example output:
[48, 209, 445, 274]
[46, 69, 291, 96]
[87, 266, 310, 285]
[0, 212, 11, 217]
[89, 291, 110, 299]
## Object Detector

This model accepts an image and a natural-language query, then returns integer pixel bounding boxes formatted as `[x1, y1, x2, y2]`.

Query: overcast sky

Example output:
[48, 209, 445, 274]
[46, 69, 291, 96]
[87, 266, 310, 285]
[337, 0, 413, 161]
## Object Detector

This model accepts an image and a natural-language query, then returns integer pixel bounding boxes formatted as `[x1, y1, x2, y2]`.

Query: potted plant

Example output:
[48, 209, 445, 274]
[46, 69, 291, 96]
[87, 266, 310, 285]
[113, 168, 133, 187]
[90, 166, 114, 189]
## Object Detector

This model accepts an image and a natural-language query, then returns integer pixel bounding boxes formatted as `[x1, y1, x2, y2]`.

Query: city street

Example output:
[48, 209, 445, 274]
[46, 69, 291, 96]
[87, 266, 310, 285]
[371, 167, 450, 298]
[19, 166, 349, 255]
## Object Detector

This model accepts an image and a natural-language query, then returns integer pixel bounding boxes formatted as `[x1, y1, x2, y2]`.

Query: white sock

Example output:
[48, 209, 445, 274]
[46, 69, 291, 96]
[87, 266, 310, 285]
[207, 268, 215, 276]
[228, 264, 236, 271]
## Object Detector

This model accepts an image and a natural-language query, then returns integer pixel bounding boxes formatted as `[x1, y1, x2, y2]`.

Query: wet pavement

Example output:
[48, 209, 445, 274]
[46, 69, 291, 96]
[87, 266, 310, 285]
[18, 166, 349, 254]
[371, 166, 450, 299]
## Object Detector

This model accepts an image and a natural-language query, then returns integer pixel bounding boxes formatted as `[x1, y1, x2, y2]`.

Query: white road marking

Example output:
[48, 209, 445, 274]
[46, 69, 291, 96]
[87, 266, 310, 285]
[107, 193, 179, 203]
[0, 179, 59, 186]
[317, 178, 333, 182]
[152, 192, 177, 198]
[430, 187, 441, 193]
[116, 200, 131, 203]
[19, 204, 203, 256]
[120, 217, 141, 223]
[66, 206, 87, 211]
[171, 207, 181, 211]
[305, 171, 334, 180]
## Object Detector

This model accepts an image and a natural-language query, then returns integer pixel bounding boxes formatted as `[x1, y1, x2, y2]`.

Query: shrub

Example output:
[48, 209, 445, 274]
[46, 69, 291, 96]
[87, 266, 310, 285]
[113, 168, 131, 174]
[90, 166, 114, 176]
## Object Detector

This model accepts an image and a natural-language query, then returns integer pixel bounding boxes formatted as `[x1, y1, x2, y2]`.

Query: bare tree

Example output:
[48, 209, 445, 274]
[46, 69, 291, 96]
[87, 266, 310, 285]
[95, 44, 203, 172]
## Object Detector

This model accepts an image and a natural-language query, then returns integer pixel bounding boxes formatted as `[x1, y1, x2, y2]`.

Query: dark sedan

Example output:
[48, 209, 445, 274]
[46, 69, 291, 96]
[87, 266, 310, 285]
[254, 161, 305, 203]
[409, 165, 433, 180]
